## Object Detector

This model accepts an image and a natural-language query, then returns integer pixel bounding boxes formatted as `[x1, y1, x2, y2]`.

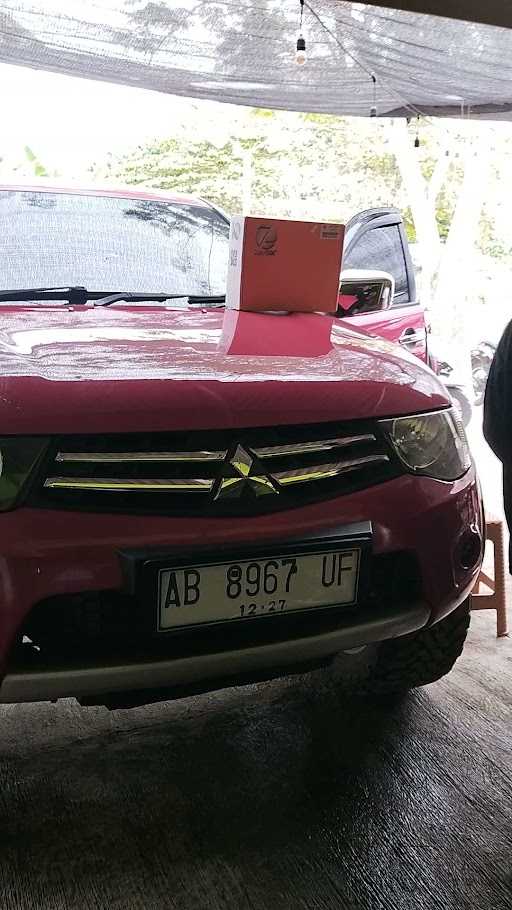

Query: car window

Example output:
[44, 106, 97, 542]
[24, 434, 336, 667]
[0, 191, 230, 296]
[343, 225, 410, 304]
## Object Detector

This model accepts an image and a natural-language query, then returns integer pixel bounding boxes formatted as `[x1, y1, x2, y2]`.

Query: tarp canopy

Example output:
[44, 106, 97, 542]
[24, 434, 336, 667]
[0, 1, 511, 120]
[362, 0, 511, 30]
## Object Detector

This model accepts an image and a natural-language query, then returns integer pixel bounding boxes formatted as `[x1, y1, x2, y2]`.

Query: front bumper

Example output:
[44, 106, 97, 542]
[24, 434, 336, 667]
[0, 600, 431, 704]
[0, 468, 483, 702]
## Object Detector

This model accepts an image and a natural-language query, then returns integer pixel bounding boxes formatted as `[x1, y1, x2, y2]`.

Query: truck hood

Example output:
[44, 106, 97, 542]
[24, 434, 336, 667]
[0, 306, 449, 434]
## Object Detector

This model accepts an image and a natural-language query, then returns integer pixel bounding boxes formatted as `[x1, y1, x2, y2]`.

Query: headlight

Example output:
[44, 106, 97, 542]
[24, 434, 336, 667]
[0, 437, 49, 511]
[382, 410, 471, 481]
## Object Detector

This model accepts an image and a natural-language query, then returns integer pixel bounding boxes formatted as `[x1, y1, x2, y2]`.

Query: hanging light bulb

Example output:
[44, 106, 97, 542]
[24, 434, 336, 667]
[296, 34, 307, 65]
[370, 75, 377, 117]
[295, 0, 306, 65]
[414, 116, 421, 148]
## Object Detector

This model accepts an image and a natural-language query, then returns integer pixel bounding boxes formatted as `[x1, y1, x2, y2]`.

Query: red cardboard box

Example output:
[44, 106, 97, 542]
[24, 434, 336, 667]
[226, 215, 345, 313]
[218, 309, 334, 357]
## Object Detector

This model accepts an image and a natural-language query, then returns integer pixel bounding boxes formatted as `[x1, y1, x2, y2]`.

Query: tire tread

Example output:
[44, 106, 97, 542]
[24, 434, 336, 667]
[366, 600, 471, 695]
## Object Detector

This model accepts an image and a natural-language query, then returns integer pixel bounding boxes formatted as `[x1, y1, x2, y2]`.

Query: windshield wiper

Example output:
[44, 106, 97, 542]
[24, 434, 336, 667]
[0, 287, 226, 307]
[0, 286, 91, 304]
[93, 292, 226, 307]
[186, 294, 226, 308]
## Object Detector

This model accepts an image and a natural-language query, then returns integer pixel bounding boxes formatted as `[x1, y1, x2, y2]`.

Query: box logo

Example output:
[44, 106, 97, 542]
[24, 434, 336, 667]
[320, 224, 341, 240]
[255, 225, 277, 256]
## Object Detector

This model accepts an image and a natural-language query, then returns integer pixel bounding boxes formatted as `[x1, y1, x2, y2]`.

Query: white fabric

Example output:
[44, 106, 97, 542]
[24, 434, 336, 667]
[0, 1, 510, 118]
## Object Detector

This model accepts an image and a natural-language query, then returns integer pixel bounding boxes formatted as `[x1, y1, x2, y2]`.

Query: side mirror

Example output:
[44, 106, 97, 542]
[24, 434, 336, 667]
[337, 269, 395, 317]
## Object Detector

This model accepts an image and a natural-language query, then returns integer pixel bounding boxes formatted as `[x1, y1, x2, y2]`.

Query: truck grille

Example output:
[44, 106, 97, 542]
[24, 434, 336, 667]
[32, 422, 401, 516]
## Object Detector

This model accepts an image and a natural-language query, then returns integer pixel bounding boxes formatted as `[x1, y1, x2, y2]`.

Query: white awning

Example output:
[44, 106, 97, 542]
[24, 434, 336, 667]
[0, 1, 510, 119]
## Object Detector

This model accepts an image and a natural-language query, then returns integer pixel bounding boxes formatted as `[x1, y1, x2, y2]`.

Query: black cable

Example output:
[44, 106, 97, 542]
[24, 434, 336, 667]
[303, 0, 425, 120]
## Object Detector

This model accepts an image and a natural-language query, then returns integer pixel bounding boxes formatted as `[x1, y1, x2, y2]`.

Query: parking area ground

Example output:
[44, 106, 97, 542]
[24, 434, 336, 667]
[0, 611, 511, 910]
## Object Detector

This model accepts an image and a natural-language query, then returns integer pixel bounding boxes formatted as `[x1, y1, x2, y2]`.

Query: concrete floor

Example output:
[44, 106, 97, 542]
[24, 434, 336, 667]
[0, 612, 511, 910]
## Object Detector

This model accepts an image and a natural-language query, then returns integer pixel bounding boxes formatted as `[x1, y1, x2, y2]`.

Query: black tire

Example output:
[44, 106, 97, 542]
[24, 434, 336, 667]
[366, 599, 471, 696]
[449, 388, 472, 427]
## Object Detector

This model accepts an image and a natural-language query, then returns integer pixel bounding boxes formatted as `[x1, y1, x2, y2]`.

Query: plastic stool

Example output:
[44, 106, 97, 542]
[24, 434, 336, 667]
[472, 515, 508, 637]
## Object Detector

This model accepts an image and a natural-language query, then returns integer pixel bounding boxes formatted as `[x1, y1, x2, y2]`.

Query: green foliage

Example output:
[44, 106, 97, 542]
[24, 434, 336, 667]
[403, 207, 416, 243]
[419, 157, 436, 181]
[478, 209, 512, 260]
[98, 109, 408, 225]
[24, 145, 48, 177]
[102, 138, 244, 213]
[435, 188, 455, 240]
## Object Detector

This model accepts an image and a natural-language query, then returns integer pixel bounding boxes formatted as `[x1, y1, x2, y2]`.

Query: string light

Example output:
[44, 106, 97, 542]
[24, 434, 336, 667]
[296, 35, 306, 65]
[296, 0, 307, 65]
[370, 74, 377, 117]
[414, 115, 421, 148]
[304, 1, 426, 122]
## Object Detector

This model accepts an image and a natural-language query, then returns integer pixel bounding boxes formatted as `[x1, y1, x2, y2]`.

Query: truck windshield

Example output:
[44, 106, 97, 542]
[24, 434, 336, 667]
[0, 190, 230, 298]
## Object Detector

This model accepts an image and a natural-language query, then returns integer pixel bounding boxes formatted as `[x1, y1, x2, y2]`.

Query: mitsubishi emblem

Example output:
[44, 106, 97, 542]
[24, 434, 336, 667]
[213, 445, 279, 500]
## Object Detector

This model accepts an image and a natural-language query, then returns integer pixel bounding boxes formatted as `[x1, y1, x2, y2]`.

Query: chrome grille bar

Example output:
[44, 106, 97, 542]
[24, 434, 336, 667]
[44, 477, 214, 492]
[253, 434, 376, 458]
[273, 454, 389, 486]
[41, 425, 396, 511]
[55, 451, 226, 463]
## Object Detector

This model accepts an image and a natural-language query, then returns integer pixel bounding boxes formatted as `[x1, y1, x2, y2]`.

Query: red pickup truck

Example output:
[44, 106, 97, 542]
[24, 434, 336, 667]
[0, 185, 482, 709]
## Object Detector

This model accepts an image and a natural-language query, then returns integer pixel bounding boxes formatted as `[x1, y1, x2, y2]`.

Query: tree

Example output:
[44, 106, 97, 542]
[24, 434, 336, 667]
[96, 106, 408, 221]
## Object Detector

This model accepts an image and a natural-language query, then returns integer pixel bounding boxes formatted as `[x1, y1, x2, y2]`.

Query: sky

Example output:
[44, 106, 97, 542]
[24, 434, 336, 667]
[0, 61, 220, 176]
